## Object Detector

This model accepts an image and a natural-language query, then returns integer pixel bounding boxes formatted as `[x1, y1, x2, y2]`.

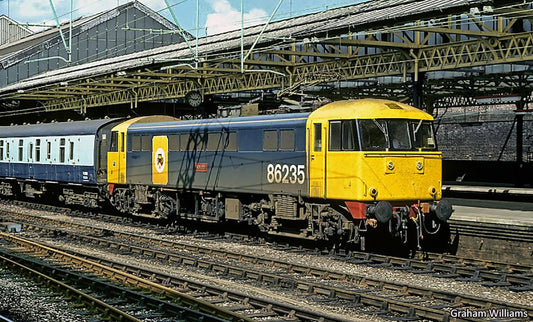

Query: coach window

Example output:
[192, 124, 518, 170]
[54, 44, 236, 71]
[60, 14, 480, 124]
[131, 135, 141, 151]
[69, 141, 75, 161]
[263, 130, 278, 151]
[18, 139, 23, 162]
[280, 130, 295, 151]
[0, 140, 3, 160]
[207, 133, 222, 151]
[224, 132, 237, 151]
[46, 141, 51, 160]
[169, 134, 179, 151]
[6, 142, 9, 159]
[35, 139, 41, 162]
[59, 138, 66, 163]
[141, 135, 151, 151]
[313, 123, 322, 152]
[29, 142, 33, 161]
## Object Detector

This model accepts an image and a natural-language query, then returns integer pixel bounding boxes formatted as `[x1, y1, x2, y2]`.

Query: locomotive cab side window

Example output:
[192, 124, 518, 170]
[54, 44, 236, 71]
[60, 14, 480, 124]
[110, 131, 119, 152]
[329, 120, 358, 151]
[313, 123, 322, 152]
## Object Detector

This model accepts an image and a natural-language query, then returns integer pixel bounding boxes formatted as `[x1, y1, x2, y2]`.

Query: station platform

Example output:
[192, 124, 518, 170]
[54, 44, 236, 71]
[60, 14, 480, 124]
[450, 204, 533, 227]
[443, 184, 533, 197]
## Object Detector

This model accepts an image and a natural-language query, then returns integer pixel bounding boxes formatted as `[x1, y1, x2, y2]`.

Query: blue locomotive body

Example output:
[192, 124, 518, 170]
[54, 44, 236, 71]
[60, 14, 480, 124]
[126, 113, 309, 196]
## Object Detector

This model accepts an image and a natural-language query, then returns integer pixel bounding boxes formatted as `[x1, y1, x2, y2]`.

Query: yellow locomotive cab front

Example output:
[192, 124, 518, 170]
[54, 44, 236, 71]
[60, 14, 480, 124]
[306, 99, 452, 230]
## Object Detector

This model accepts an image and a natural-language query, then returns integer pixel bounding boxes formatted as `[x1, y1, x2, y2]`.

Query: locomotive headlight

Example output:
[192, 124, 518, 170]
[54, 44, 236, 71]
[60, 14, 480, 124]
[416, 161, 423, 171]
[428, 186, 437, 197]
[369, 187, 378, 198]
[387, 161, 395, 170]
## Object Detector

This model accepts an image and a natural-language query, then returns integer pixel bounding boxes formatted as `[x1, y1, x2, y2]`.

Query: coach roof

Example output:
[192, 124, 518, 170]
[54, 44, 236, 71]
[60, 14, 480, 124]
[0, 118, 120, 138]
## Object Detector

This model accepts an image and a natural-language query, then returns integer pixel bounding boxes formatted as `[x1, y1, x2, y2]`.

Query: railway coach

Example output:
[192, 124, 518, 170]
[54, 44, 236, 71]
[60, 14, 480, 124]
[0, 118, 120, 207]
[106, 99, 452, 249]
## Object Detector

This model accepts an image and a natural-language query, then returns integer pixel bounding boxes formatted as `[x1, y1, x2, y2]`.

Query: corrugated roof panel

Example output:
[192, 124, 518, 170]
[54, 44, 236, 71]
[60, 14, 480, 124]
[0, 16, 32, 47]
[0, 0, 521, 93]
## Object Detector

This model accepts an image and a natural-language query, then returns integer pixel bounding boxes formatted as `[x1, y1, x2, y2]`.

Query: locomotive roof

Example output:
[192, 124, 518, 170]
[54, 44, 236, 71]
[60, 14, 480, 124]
[128, 112, 311, 132]
[309, 99, 434, 121]
[0, 118, 120, 137]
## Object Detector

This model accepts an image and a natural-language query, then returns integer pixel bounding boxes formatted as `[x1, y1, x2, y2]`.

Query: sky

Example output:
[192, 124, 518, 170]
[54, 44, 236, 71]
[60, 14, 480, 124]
[0, 0, 365, 36]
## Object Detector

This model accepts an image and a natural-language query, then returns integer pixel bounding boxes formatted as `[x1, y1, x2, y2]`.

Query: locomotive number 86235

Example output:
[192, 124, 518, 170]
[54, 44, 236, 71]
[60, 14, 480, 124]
[0, 99, 452, 251]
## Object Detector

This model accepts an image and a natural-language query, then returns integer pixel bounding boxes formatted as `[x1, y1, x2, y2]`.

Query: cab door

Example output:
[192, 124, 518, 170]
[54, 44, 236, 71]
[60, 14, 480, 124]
[107, 130, 126, 184]
[309, 122, 326, 198]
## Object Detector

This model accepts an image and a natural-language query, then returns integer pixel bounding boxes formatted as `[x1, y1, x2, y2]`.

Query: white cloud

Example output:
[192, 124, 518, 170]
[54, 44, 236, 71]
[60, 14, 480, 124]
[10, 0, 165, 23]
[205, 0, 266, 35]
[14, 0, 67, 21]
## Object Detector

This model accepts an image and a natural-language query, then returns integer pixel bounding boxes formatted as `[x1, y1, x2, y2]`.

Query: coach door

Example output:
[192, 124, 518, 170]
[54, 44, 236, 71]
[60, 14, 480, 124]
[309, 122, 326, 198]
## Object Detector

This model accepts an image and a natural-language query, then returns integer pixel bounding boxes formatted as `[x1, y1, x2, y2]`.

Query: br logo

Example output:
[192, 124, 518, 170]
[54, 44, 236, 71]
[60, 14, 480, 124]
[154, 147, 165, 173]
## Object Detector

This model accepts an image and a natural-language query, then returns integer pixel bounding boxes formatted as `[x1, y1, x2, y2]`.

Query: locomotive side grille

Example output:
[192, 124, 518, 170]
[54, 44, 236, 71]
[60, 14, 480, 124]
[274, 195, 297, 218]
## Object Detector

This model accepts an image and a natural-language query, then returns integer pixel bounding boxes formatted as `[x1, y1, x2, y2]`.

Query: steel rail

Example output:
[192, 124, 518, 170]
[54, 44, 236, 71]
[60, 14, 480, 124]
[4, 206, 532, 291]
[7, 220, 533, 321]
[0, 232, 249, 322]
[0, 252, 140, 321]
[32, 240, 350, 322]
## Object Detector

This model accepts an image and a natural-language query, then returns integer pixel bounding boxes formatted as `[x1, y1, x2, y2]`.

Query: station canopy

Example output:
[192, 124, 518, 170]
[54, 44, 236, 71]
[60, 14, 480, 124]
[0, 0, 531, 119]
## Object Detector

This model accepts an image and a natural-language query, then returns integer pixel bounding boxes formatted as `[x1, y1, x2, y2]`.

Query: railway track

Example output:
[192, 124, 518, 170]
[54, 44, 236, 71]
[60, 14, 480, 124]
[1, 207, 532, 321]
[2, 204, 533, 292]
[0, 237, 238, 321]
[0, 232, 344, 320]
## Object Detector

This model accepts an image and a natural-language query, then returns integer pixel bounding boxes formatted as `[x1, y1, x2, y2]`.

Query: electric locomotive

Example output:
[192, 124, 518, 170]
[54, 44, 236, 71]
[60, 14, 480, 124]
[106, 98, 452, 249]
[0, 99, 452, 250]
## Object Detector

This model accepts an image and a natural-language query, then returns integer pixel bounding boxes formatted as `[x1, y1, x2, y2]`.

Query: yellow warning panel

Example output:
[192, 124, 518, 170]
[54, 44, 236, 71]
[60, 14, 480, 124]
[152, 136, 168, 185]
